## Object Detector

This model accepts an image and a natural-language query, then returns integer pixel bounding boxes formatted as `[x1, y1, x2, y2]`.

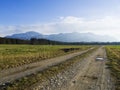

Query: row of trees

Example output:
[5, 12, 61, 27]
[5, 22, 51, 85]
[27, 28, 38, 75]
[0, 37, 65, 45]
[30, 38, 66, 45]
[0, 37, 120, 45]
[0, 37, 29, 44]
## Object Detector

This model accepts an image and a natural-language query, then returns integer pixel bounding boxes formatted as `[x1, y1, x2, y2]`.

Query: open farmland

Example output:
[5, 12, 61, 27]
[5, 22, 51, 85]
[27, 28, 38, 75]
[0, 45, 116, 90]
[0, 45, 91, 70]
[106, 46, 120, 90]
[0, 0, 120, 90]
[0, 47, 96, 90]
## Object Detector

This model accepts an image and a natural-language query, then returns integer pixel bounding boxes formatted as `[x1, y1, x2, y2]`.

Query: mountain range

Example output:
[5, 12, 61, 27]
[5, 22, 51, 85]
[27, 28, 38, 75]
[5, 31, 117, 42]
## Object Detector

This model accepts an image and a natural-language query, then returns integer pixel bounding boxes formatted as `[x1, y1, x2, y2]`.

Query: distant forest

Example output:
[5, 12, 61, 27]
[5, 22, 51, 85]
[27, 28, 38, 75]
[0, 37, 120, 45]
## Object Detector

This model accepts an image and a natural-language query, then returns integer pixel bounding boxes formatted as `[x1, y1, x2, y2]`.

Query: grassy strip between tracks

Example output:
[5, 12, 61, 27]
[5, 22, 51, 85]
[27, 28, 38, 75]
[0, 47, 97, 90]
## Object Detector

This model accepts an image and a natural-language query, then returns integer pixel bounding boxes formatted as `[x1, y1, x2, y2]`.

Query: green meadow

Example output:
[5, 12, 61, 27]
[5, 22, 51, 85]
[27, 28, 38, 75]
[0, 45, 91, 70]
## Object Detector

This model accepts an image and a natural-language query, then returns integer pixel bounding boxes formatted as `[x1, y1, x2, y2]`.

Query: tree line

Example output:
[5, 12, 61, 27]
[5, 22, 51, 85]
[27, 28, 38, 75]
[0, 37, 29, 44]
[0, 37, 65, 45]
[0, 37, 120, 45]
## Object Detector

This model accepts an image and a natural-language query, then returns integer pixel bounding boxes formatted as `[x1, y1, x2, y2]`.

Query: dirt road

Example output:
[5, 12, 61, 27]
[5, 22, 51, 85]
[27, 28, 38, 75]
[60, 47, 115, 90]
[0, 47, 115, 90]
[0, 48, 93, 85]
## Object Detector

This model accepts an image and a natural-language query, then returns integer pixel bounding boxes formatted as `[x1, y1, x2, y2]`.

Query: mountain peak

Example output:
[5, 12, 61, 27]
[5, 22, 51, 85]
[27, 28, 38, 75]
[25, 31, 40, 34]
[5, 31, 117, 42]
[6, 31, 43, 40]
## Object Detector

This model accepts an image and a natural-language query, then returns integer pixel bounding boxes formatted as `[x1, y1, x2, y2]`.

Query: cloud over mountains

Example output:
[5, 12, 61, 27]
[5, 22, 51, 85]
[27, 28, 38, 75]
[0, 16, 120, 41]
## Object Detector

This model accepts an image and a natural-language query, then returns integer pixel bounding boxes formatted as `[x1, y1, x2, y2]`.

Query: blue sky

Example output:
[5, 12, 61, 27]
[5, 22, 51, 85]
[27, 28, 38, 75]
[0, 0, 120, 40]
[0, 0, 119, 25]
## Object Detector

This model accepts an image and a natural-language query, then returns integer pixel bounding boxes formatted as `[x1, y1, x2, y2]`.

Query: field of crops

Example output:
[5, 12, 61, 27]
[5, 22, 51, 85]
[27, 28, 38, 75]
[0, 45, 92, 70]
[106, 46, 120, 90]
[1, 46, 96, 90]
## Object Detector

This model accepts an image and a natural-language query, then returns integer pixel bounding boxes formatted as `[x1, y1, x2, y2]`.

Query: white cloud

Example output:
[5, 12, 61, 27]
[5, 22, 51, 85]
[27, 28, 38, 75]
[0, 16, 120, 40]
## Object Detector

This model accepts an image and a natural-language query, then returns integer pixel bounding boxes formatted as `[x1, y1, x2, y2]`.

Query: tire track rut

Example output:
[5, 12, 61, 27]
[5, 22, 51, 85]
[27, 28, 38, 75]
[61, 47, 115, 90]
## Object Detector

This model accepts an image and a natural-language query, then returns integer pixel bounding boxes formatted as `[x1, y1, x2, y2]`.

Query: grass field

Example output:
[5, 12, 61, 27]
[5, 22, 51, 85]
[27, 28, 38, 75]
[0, 45, 92, 70]
[2, 46, 96, 90]
[106, 46, 120, 90]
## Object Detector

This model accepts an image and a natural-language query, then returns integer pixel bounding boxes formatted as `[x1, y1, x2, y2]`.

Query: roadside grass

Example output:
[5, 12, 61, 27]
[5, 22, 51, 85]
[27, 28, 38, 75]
[1, 47, 97, 90]
[106, 46, 120, 90]
[0, 45, 92, 70]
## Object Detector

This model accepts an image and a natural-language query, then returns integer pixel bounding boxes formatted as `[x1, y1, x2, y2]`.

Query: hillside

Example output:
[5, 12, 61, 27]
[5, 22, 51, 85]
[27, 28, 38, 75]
[5, 31, 117, 42]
